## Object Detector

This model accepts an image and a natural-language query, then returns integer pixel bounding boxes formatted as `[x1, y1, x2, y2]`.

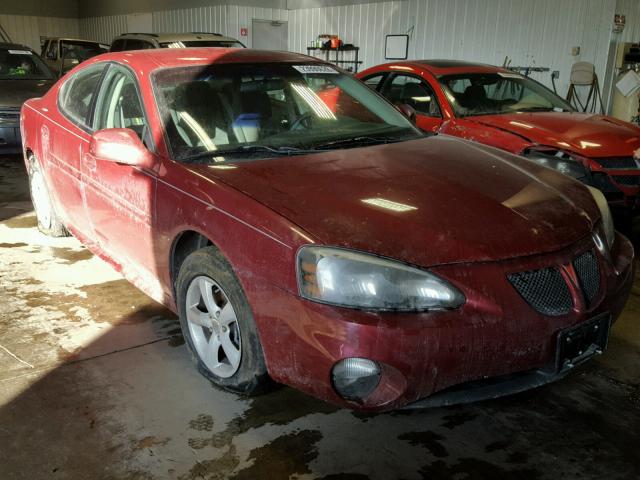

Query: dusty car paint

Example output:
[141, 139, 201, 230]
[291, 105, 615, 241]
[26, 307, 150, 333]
[20, 48, 635, 410]
[358, 61, 640, 210]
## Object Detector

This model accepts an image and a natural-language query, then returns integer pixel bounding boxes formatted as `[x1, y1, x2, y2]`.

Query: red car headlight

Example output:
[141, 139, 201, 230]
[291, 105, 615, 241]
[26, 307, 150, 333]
[297, 246, 465, 311]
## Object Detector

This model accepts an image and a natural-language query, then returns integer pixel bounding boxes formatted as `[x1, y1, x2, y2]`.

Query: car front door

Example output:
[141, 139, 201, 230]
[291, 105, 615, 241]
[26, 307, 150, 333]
[83, 63, 159, 288]
[381, 73, 443, 133]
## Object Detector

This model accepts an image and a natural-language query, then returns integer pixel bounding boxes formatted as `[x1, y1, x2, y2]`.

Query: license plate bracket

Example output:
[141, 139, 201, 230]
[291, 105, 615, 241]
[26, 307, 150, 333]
[556, 313, 611, 372]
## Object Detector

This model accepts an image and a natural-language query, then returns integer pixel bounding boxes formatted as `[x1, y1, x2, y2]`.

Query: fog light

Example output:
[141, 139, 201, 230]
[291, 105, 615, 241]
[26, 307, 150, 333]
[331, 358, 381, 401]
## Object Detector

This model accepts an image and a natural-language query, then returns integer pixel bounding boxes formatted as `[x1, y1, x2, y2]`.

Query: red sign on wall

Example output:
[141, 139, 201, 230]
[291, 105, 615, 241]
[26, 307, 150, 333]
[240, 27, 248, 37]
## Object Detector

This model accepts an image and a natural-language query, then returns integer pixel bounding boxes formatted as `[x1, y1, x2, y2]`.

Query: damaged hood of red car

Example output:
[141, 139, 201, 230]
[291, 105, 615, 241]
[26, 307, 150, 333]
[198, 135, 599, 267]
[468, 111, 640, 157]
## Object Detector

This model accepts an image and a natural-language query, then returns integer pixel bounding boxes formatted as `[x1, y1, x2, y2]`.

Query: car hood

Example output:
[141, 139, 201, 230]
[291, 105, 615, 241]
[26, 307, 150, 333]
[468, 112, 640, 157]
[0, 79, 54, 109]
[195, 135, 598, 267]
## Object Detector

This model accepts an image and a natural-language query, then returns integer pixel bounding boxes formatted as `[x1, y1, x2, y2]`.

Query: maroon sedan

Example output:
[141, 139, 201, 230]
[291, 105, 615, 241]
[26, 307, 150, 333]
[21, 49, 634, 410]
[358, 60, 640, 211]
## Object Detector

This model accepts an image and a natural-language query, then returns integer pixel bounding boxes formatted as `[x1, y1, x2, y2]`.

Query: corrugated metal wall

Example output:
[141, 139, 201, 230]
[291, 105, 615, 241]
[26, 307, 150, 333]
[79, 15, 128, 45]
[289, 0, 616, 96]
[0, 14, 79, 51]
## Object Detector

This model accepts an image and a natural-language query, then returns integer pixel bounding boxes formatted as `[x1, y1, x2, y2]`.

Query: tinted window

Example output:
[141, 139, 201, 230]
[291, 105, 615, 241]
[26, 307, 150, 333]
[122, 39, 155, 51]
[60, 40, 107, 61]
[45, 40, 58, 60]
[93, 65, 150, 146]
[110, 39, 127, 52]
[384, 74, 441, 117]
[59, 64, 105, 126]
[0, 48, 54, 80]
[362, 73, 385, 91]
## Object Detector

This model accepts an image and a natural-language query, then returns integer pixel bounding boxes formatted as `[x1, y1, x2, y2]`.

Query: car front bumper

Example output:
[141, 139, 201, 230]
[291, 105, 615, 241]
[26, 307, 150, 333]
[250, 232, 635, 411]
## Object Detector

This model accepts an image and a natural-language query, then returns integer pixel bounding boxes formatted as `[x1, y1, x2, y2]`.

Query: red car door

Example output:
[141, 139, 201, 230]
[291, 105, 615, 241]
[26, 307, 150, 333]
[81, 63, 159, 290]
[380, 73, 444, 133]
[46, 63, 107, 237]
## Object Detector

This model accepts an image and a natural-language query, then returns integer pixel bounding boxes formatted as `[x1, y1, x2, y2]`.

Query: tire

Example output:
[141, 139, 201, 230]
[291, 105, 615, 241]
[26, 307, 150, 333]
[27, 154, 69, 237]
[176, 246, 271, 395]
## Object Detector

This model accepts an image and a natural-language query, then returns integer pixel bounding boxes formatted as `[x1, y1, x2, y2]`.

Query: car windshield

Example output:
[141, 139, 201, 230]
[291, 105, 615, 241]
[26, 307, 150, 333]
[439, 72, 573, 117]
[160, 41, 245, 48]
[153, 62, 422, 162]
[61, 41, 108, 61]
[0, 48, 53, 80]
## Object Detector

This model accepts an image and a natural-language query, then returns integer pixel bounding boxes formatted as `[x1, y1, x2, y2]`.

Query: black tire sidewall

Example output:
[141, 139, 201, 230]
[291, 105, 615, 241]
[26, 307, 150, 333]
[176, 246, 270, 395]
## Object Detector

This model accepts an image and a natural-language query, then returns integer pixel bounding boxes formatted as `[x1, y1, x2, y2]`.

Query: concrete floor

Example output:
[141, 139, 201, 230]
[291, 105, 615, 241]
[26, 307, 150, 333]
[0, 156, 639, 480]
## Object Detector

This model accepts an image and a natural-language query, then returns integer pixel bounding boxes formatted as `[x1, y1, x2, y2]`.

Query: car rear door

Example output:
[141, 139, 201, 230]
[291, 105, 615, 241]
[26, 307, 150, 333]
[47, 63, 107, 237]
[381, 73, 443, 133]
[83, 63, 159, 286]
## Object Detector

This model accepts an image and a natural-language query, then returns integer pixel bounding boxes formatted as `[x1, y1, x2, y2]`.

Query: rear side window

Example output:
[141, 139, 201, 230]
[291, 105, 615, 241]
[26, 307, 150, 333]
[123, 39, 155, 50]
[110, 39, 127, 52]
[362, 73, 386, 91]
[59, 64, 106, 127]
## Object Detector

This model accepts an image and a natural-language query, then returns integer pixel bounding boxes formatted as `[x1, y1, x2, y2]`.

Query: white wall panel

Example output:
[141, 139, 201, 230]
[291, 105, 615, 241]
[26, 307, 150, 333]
[0, 14, 80, 52]
[290, 0, 616, 98]
[79, 15, 128, 45]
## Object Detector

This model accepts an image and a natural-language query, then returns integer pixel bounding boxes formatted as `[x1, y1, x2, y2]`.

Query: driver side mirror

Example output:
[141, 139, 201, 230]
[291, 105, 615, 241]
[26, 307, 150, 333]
[396, 103, 416, 123]
[89, 128, 156, 170]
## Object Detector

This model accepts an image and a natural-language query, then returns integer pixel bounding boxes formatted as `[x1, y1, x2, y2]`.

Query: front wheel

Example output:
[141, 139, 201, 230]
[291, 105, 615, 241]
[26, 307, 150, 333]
[176, 246, 271, 395]
[28, 155, 69, 237]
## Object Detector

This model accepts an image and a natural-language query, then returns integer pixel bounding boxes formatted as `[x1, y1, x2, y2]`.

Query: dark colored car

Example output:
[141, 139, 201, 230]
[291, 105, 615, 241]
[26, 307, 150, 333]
[21, 49, 634, 410]
[358, 60, 640, 211]
[0, 43, 54, 154]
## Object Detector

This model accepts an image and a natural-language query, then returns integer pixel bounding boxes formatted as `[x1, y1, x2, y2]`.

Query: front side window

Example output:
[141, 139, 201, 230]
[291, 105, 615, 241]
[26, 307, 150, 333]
[59, 64, 106, 126]
[0, 48, 54, 80]
[152, 62, 421, 162]
[93, 65, 151, 146]
[60, 41, 107, 62]
[439, 73, 573, 117]
[384, 74, 441, 117]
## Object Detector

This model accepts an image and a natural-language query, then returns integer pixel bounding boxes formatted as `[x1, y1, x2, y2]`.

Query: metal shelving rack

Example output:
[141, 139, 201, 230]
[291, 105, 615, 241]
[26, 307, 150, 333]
[306, 46, 362, 73]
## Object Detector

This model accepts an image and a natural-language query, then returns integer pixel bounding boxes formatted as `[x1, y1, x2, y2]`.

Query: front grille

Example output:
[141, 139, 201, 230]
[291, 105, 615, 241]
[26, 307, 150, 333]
[573, 250, 600, 306]
[612, 175, 640, 186]
[508, 268, 573, 316]
[594, 156, 638, 169]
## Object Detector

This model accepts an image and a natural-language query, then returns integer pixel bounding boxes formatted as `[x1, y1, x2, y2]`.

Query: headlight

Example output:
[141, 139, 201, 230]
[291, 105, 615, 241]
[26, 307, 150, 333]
[523, 148, 588, 181]
[587, 186, 615, 249]
[297, 246, 465, 311]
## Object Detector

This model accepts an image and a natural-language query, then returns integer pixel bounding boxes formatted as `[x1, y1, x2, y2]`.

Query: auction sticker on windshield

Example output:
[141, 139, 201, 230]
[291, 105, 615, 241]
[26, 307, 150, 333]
[293, 65, 338, 74]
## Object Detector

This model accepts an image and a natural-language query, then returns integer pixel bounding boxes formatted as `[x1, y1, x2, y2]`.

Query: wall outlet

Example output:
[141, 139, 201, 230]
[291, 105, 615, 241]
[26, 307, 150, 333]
[552, 70, 560, 79]
[571, 46, 581, 56]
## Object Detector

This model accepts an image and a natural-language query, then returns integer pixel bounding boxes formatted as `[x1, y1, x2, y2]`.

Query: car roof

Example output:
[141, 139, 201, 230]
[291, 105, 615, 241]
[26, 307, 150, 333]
[43, 37, 104, 44]
[370, 59, 509, 76]
[0, 42, 33, 51]
[115, 32, 241, 43]
[85, 48, 324, 75]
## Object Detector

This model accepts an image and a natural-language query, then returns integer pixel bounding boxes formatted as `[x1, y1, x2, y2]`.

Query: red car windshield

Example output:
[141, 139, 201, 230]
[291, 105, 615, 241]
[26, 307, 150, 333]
[439, 72, 573, 117]
[153, 63, 421, 162]
[0, 48, 53, 80]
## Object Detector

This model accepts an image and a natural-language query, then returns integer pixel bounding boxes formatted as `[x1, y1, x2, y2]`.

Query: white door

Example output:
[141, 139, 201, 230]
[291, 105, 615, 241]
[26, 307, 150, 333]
[251, 19, 288, 51]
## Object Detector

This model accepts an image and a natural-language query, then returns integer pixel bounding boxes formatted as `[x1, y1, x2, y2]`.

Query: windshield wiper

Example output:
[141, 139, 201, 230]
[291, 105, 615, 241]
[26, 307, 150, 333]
[516, 106, 561, 112]
[313, 135, 406, 150]
[181, 145, 317, 163]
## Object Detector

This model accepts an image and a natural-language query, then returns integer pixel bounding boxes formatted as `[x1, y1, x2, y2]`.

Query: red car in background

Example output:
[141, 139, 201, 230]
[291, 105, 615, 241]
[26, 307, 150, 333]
[20, 49, 634, 410]
[358, 60, 640, 211]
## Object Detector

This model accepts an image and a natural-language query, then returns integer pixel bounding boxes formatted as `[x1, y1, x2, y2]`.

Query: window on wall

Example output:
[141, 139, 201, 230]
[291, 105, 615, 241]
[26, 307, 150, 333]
[384, 74, 441, 117]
